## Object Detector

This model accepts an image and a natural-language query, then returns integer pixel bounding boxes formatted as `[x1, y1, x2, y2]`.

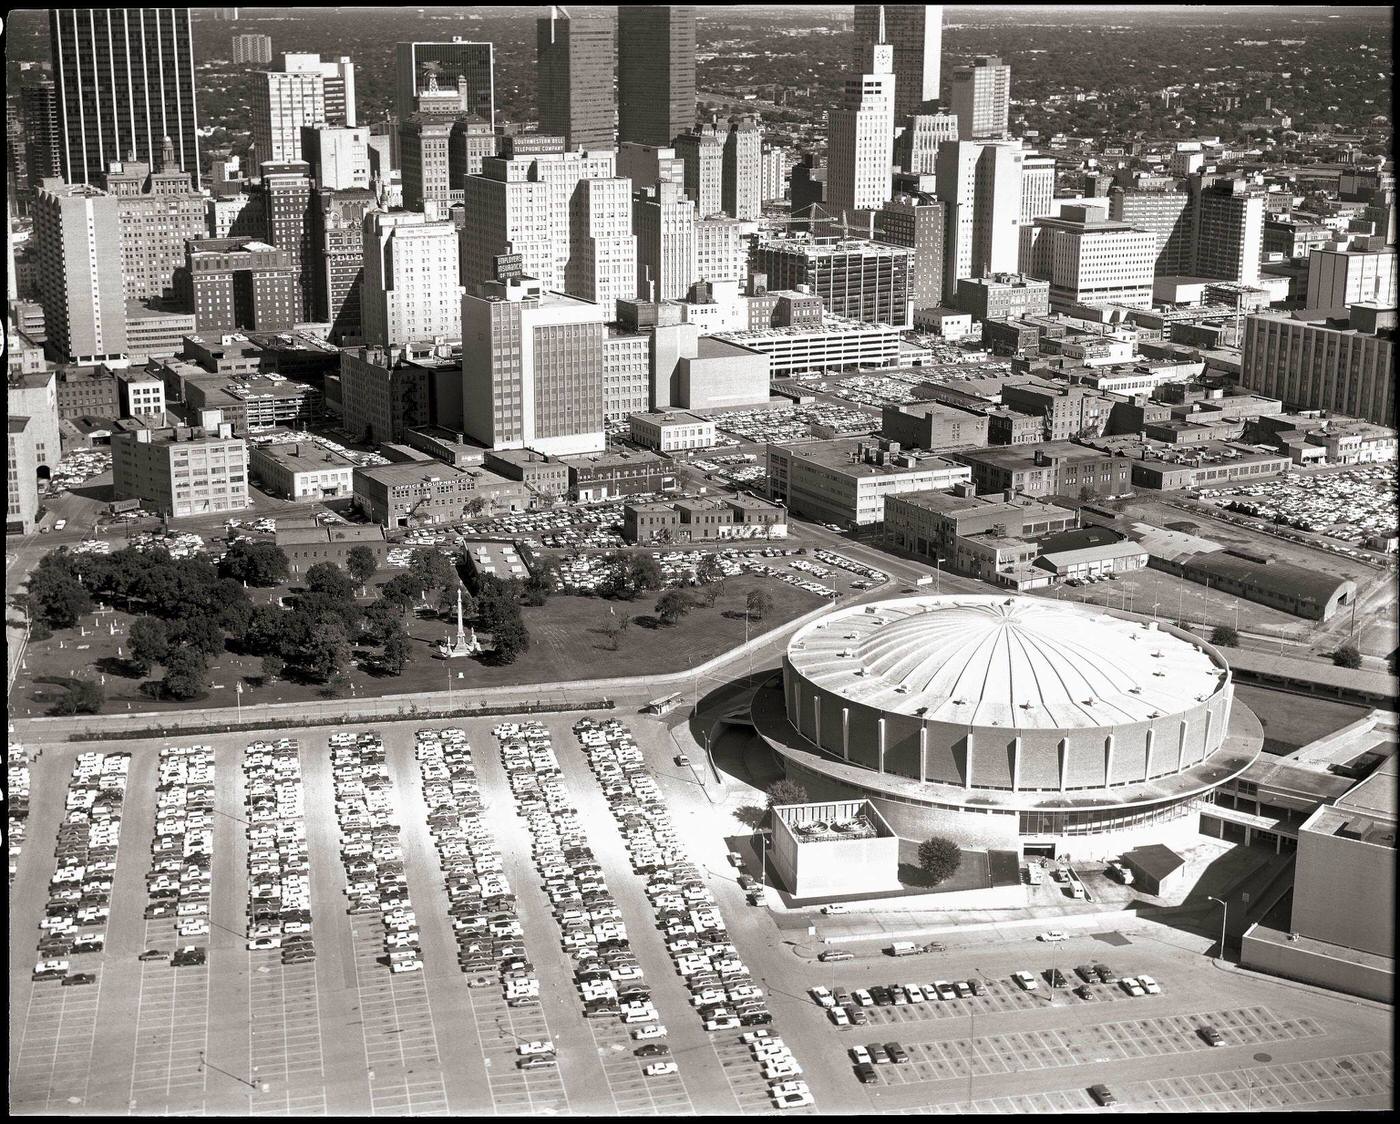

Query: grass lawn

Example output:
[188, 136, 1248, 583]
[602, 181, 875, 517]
[14, 572, 824, 719]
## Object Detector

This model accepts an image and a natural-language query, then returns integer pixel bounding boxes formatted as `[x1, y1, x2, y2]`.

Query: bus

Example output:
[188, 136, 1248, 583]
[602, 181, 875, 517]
[643, 692, 683, 716]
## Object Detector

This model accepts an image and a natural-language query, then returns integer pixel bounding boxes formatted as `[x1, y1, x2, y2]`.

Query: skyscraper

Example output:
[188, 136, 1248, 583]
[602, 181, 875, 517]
[875, 193, 946, 311]
[49, 8, 201, 188]
[1020, 154, 1057, 222]
[1188, 173, 1265, 286]
[935, 138, 1024, 294]
[302, 126, 371, 192]
[32, 181, 127, 363]
[101, 144, 206, 303]
[362, 211, 464, 347]
[723, 115, 763, 221]
[826, 13, 897, 218]
[537, 7, 615, 151]
[395, 40, 495, 129]
[252, 54, 356, 166]
[256, 161, 317, 320]
[949, 55, 1011, 140]
[1108, 186, 1191, 275]
[21, 77, 62, 192]
[853, 4, 943, 119]
[676, 121, 726, 218]
[232, 33, 273, 65]
[314, 187, 378, 344]
[618, 6, 697, 148]
[633, 179, 698, 302]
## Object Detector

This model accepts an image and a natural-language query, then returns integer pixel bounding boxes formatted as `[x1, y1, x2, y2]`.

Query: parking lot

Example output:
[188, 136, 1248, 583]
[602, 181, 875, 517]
[9, 715, 1393, 1116]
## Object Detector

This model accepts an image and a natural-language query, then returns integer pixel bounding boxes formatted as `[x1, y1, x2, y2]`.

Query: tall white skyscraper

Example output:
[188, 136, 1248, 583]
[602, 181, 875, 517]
[252, 54, 357, 166]
[935, 138, 1024, 295]
[854, 5, 942, 119]
[460, 150, 635, 309]
[361, 211, 464, 347]
[1021, 154, 1057, 222]
[826, 11, 896, 217]
[950, 55, 1011, 140]
[302, 126, 371, 191]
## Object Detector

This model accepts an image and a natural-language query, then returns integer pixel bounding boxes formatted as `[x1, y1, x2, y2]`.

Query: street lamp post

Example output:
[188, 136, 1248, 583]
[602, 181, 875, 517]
[1208, 895, 1228, 961]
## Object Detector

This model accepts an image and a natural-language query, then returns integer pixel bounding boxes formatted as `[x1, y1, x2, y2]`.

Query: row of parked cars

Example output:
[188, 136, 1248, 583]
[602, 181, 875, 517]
[243, 739, 314, 965]
[34, 752, 130, 986]
[413, 729, 536, 1021]
[571, 718, 812, 1109]
[330, 732, 421, 974]
[143, 744, 214, 964]
[9, 743, 30, 882]
[492, 722, 668, 1075]
[1012, 963, 1162, 999]
[748, 562, 838, 599]
[812, 550, 886, 584]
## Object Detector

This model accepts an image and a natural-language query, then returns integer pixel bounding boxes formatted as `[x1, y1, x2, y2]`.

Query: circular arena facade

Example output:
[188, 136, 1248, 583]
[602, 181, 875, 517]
[751, 595, 1263, 860]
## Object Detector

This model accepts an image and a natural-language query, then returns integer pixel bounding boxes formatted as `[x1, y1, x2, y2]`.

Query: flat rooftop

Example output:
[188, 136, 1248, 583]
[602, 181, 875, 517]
[251, 440, 358, 470]
[776, 439, 964, 478]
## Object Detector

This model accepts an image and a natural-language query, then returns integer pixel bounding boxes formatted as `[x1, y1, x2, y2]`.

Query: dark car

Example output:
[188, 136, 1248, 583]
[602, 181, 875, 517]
[138, 949, 168, 962]
[1197, 1026, 1224, 1048]
[635, 1044, 670, 1058]
[1093, 963, 1115, 983]
[870, 986, 893, 1006]
[1046, 968, 1068, 988]
[855, 1062, 878, 1084]
[1075, 965, 1098, 984]
[1073, 984, 1095, 1001]
[884, 1042, 909, 1065]
[867, 1043, 890, 1064]
[740, 1011, 773, 1026]
[967, 979, 984, 996]
[172, 947, 206, 967]
[1089, 1084, 1116, 1106]
[61, 971, 93, 987]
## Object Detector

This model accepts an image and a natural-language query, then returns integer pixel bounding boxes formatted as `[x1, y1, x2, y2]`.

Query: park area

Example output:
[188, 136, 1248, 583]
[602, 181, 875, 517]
[11, 550, 825, 721]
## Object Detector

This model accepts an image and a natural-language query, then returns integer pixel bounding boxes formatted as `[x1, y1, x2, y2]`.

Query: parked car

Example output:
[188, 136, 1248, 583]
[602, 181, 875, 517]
[1089, 1084, 1117, 1106]
[1198, 1026, 1223, 1048]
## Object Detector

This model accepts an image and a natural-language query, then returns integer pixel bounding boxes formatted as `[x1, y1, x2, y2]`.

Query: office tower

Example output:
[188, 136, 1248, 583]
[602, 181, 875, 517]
[313, 188, 377, 344]
[826, 16, 896, 218]
[100, 143, 206, 303]
[362, 211, 464, 347]
[618, 143, 684, 192]
[633, 180, 698, 302]
[723, 115, 763, 221]
[949, 55, 1011, 140]
[695, 217, 746, 288]
[232, 33, 273, 64]
[181, 238, 299, 332]
[853, 4, 942, 120]
[1188, 173, 1265, 286]
[676, 121, 726, 218]
[460, 149, 634, 304]
[400, 116, 456, 220]
[754, 237, 913, 327]
[21, 77, 63, 192]
[567, 177, 639, 311]
[1021, 206, 1156, 310]
[618, 6, 697, 147]
[396, 39, 495, 129]
[935, 139, 1023, 295]
[112, 423, 249, 518]
[1242, 307, 1394, 426]
[1020, 154, 1056, 222]
[7, 369, 62, 488]
[1108, 186, 1191, 275]
[7, 417, 41, 535]
[875, 193, 946, 311]
[896, 109, 958, 176]
[460, 276, 606, 456]
[49, 8, 201, 188]
[253, 54, 356, 166]
[32, 181, 127, 362]
[789, 154, 827, 228]
[255, 161, 317, 321]
[301, 126, 370, 191]
[449, 117, 497, 182]
[537, 7, 615, 151]
[761, 144, 790, 202]
[1305, 245, 1396, 310]
[6, 198, 17, 302]
[7, 101, 28, 213]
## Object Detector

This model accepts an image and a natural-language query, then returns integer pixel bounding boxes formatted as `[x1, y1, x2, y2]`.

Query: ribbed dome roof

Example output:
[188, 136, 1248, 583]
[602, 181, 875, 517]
[789, 596, 1227, 729]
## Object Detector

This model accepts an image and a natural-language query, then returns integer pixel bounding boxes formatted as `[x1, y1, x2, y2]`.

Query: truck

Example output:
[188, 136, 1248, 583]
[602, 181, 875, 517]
[887, 941, 918, 957]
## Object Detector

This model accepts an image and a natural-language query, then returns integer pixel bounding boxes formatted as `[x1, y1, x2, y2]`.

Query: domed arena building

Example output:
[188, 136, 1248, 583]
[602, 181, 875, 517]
[751, 595, 1263, 860]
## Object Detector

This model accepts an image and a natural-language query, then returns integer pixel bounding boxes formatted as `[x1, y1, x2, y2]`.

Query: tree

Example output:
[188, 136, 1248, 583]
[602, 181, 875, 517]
[489, 614, 530, 665]
[747, 588, 773, 622]
[408, 548, 457, 594]
[218, 540, 290, 586]
[298, 619, 351, 683]
[380, 623, 411, 675]
[238, 603, 288, 655]
[50, 678, 104, 716]
[627, 553, 664, 594]
[346, 545, 379, 586]
[437, 582, 462, 620]
[304, 560, 355, 602]
[696, 555, 725, 587]
[361, 597, 406, 645]
[127, 616, 170, 676]
[1333, 644, 1363, 669]
[656, 589, 692, 626]
[381, 573, 421, 608]
[917, 836, 962, 886]
[161, 648, 208, 701]
[1210, 625, 1240, 648]
[766, 778, 808, 807]
[27, 564, 93, 629]
[524, 562, 555, 607]
[260, 653, 285, 682]
[464, 495, 488, 518]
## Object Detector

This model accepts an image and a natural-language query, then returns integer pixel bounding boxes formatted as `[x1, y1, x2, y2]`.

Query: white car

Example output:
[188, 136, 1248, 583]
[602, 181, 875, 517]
[516, 1041, 555, 1056]
[1137, 975, 1162, 995]
[771, 1080, 809, 1097]
[1119, 976, 1145, 996]
[1038, 930, 1070, 943]
[762, 1060, 802, 1080]
[632, 1024, 667, 1040]
[774, 1091, 815, 1109]
[808, 986, 836, 1008]
[821, 903, 848, 915]
[741, 1029, 773, 1044]
[828, 1006, 850, 1026]
[247, 936, 282, 950]
[849, 1045, 872, 1066]
[1012, 970, 1039, 991]
[390, 959, 422, 974]
[644, 1062, 679, 1077]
